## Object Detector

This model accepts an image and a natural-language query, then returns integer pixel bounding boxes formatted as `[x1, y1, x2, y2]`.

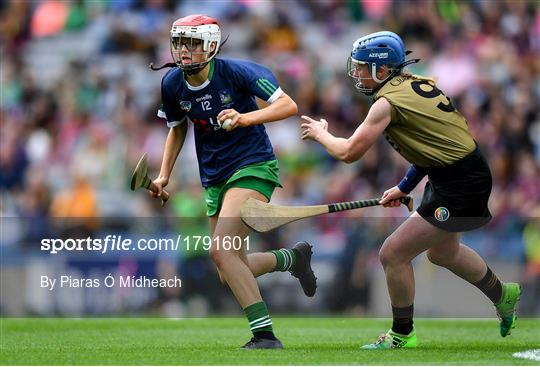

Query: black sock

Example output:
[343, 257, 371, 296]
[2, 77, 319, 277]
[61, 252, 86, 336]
[254, 331, 277, 340]
[392, 304, 414, 335]
[472, 267, 503, 304]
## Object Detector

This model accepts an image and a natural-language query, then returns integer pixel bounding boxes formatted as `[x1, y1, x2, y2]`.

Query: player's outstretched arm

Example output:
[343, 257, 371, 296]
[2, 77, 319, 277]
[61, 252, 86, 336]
[301, 97, 392, 163]
[151, 123, 188, 198]
[217, 93, 297, 130]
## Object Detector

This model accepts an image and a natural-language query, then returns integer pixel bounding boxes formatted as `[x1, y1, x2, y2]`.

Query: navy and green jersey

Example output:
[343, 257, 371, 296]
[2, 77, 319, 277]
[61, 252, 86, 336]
[158, 58, 283, 187]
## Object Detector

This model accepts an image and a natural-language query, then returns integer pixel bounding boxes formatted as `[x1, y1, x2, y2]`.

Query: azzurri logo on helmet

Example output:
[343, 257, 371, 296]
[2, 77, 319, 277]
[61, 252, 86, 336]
[347, 31, 418, 95]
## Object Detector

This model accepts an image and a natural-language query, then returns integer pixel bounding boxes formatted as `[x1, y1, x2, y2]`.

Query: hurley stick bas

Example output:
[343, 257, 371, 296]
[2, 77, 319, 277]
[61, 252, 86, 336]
[241, 196, 413, 233]
[130, 153, 170, 207]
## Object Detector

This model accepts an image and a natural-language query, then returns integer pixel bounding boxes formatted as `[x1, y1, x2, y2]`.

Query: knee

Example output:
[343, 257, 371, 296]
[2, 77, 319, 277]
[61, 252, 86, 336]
[379, 237, 402, 269]
[209, 245, 226, 269]
[209, 247, 228, 284]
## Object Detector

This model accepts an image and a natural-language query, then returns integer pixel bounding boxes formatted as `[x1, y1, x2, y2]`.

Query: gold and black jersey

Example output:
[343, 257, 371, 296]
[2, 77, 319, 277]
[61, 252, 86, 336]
[373, 74, 475, 167]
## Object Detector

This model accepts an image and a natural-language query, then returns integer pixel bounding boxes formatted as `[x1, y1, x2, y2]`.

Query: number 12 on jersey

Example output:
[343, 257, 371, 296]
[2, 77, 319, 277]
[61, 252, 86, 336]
[201, 100, 212, 111]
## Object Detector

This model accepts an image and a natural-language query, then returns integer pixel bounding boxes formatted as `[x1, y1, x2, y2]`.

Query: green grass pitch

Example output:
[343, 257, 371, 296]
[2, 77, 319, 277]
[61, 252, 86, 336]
[1, 318, 539, 365]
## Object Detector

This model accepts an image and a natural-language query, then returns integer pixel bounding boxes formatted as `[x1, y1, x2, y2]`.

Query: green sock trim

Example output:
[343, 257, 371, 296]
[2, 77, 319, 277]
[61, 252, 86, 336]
[244, 301, 273, 333]
[271, 250, 284, 271]
[270, 248, 296, 272]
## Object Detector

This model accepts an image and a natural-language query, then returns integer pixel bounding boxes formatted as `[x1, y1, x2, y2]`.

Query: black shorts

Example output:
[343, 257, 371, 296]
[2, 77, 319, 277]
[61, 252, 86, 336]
[417, 146, 492, 232]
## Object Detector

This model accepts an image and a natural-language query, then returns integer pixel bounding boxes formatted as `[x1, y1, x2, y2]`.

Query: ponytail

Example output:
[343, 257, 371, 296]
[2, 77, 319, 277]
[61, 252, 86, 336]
[149, 62, 177, 71]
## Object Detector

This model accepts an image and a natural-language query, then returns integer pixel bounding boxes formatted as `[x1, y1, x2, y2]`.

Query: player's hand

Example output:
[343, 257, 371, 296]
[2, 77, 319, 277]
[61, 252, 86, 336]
[380, 186, 406, 207]
[150, 176, 168, 199]
[218, 109, 246, 130]
[300, 115, 328, 141]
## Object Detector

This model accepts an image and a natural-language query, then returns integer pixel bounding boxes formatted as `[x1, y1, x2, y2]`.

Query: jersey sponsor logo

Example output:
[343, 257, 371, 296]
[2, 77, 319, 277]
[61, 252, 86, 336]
[434, 207, 450, 222]
[219, 89, 233, 105]
[179, 101, 191, 112]
[192, 117, 221, 133]
[369, 52, 389, 59]
[195, 94, 212, 102]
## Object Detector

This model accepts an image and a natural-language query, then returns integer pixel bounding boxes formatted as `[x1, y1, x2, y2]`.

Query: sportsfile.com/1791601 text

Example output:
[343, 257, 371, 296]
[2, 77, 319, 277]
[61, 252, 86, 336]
[40, 235, 250, 254]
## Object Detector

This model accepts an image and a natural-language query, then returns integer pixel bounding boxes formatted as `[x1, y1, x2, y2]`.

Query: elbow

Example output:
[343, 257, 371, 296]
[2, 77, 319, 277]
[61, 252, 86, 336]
[344, 150, 364, 164]
[280, 94, 297, 117]
[342, 152, 357, 164]
[340, 140, 359, 164]
[288, 99, 298, 116]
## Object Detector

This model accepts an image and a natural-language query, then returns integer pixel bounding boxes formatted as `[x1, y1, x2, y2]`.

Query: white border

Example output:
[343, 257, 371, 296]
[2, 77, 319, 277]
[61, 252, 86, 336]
[267, 87, 283, 104]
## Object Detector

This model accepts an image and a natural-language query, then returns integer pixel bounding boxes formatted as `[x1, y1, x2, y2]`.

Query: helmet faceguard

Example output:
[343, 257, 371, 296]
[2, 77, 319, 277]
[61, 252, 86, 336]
[347, 31, 418, 95]
[347, 57, 401, 95]
[170, 15, 221, 74]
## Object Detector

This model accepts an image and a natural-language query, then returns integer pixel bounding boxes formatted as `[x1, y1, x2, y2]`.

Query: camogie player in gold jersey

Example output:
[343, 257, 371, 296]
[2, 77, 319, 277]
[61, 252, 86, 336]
[301, 31, 521, 349]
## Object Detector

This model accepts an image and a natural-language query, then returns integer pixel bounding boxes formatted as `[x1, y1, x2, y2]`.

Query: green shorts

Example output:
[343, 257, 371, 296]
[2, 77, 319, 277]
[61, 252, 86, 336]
[204, 159, 282, 217]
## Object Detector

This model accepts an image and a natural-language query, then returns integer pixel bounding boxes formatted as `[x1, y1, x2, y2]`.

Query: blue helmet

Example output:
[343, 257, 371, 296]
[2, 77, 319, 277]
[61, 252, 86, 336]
[347, 31, 417, 95]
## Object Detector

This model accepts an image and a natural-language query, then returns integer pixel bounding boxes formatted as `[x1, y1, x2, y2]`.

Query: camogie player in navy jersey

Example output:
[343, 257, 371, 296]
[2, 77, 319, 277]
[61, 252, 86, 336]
[301, 31, 521, 349]
[150, 14, 316, 349]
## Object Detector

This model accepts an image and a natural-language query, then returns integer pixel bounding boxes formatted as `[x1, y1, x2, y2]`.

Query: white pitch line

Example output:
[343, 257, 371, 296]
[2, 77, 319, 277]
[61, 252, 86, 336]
[512, 349, 540, 362]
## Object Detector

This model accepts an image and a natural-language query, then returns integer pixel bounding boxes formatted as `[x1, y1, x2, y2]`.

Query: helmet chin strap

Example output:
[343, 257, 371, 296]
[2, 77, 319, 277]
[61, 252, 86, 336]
[181, 44, 222, 75]
[179, 49, 215, 75]
[182, 63, 207, 75]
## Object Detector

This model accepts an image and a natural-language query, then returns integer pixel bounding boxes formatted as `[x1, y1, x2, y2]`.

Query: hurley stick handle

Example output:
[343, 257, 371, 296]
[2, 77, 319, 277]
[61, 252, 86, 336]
[328, 196, 413, 213]
[145, 180, 170, 206]
[130, 153, 171, 207]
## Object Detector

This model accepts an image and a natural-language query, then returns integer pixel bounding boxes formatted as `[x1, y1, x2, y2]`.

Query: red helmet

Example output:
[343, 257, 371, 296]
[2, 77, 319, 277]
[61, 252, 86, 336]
[170, 15, 221, 72]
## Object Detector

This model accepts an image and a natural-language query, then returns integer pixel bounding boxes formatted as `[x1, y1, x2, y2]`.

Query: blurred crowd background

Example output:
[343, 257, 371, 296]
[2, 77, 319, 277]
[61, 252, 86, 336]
[1, 0, 539, 317]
